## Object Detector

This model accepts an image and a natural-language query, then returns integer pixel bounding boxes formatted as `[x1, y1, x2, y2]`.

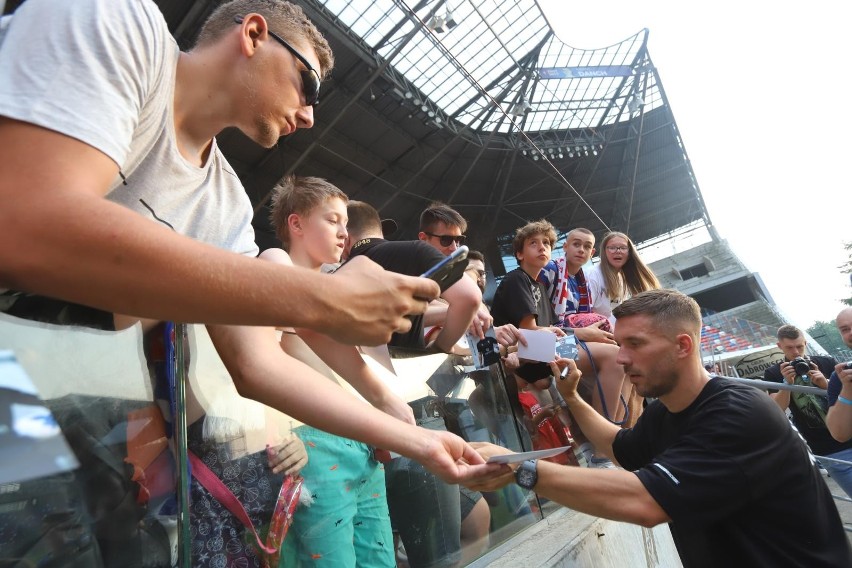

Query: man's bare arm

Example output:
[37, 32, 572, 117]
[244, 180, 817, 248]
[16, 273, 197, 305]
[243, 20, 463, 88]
[296, 329, 415, 425]
[553, 359, 622, 460]
[0, 120, 437, 345]
[206, 323, 498, 483]
[466, 443, 669, 528]
[431, 275, 480, 353]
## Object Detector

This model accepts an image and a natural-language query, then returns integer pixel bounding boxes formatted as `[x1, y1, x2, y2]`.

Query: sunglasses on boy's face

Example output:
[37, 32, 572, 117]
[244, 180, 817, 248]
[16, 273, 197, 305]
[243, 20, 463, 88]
[424, 233, 466, 247]
[234, 16, 321, 106]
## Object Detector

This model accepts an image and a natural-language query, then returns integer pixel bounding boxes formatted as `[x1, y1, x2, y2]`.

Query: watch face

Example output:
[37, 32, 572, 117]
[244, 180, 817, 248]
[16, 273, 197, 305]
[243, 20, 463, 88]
[516, 461, 537, 489]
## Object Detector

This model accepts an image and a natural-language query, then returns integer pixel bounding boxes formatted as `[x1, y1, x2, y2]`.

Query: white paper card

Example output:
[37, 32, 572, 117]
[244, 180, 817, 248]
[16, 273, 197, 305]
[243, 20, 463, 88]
[487, 446, 571, 464]
[516, 329, 557, 362]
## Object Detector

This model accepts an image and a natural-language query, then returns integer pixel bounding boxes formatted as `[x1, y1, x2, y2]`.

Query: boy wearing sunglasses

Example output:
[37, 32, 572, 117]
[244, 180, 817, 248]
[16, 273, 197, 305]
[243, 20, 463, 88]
[418, 202, 468, 256]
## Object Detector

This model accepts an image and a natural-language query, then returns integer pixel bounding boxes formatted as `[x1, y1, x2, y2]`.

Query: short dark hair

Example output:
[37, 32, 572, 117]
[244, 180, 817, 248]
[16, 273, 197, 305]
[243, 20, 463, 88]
[777, 324, 802, 341]
[269, 176, 347, 250]
[420, 203, 467, 233]
[467, 250, 485, 264]
[346, 200, 383, 237]
[613, 289, 702, 341]
[512, 220, 557, 258]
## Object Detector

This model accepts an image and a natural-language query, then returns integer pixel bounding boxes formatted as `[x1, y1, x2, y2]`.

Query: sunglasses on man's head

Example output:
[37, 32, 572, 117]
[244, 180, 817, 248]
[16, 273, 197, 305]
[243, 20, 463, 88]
[424, 232, 466, 247]
[234, 16, 321, 106]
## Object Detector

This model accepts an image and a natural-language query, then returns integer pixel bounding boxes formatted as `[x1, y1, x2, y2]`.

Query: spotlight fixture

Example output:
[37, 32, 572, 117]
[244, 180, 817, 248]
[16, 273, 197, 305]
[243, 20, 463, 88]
[568, 151, 574, 158]
[533, 154, 539, 161]
[427, 10, 458, 33]
[558, 152, 564, 159]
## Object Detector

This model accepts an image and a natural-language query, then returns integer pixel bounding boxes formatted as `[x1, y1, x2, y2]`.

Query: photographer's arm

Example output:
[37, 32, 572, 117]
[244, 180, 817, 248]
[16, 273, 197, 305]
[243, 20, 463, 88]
[766, 364, 792, 411]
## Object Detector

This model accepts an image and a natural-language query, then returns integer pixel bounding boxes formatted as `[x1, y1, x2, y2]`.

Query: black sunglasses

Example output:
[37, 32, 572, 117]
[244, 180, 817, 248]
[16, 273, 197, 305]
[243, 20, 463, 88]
[425, 232, 466, 247]
[234, 16, 321, 106]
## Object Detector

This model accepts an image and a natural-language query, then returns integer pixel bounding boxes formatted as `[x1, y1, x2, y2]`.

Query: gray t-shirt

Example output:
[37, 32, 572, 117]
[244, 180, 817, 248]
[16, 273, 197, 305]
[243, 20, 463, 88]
[0, 0, 258, 256]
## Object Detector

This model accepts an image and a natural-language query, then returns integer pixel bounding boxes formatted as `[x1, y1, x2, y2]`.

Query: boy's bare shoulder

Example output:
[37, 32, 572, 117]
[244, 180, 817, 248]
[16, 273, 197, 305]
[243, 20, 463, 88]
[258, 248, 292, 266]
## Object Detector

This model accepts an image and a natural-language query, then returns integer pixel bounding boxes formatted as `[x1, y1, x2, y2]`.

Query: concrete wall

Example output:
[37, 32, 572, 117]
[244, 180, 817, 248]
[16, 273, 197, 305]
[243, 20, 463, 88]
[650, 239, 749, 296]
[469, 508, 682, 568]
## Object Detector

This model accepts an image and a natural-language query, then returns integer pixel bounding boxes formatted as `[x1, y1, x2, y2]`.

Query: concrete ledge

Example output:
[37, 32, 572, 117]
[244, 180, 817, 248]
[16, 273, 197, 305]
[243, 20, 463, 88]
[469, 507, 682, 567]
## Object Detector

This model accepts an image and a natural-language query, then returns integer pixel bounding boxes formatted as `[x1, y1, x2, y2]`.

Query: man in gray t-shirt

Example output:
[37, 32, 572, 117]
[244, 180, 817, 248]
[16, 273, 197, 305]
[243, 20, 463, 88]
[0, 0, 493, 483]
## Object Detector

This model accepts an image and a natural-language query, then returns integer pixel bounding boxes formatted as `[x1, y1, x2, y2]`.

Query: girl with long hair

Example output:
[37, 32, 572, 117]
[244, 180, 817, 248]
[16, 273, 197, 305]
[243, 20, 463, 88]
[587, 231, 660, 327]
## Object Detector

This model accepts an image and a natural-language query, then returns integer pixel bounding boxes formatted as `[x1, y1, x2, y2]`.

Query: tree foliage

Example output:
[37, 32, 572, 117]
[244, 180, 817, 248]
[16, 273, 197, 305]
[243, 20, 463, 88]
[807, 320, 847, 356]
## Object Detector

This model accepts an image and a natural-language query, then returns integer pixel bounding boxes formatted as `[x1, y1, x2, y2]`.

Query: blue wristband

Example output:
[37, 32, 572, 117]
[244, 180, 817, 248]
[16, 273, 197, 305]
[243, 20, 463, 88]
[837, 396, 852, 406]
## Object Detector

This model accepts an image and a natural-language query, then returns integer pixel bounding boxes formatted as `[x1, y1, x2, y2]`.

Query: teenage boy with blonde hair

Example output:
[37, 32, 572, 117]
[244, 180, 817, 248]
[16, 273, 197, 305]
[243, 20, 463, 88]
[261, 176, 413, 567]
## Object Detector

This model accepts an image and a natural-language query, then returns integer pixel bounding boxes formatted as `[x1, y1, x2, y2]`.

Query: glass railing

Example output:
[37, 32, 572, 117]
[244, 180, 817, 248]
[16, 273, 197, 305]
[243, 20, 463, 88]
[2, 306, 598, 566]
[0, 309, 181, 567]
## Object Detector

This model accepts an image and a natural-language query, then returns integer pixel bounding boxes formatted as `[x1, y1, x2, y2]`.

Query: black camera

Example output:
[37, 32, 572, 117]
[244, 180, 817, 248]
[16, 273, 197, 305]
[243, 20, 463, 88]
[844, 361, 852, 370]
[790, 356, 811, 377]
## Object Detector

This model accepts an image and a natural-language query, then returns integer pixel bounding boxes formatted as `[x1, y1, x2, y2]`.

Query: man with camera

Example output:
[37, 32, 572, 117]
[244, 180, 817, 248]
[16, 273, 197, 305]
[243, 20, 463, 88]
[763, 324, 852, 497]
[827, 307, 852, 443]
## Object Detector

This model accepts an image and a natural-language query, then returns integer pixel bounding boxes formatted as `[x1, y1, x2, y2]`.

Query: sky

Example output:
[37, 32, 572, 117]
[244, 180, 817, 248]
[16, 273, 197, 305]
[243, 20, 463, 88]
[536, 0, 851, 330]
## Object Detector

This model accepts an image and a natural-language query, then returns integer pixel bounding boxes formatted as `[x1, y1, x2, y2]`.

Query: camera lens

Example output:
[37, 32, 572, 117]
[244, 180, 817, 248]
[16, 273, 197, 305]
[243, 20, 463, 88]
[792, 357, 811, 377]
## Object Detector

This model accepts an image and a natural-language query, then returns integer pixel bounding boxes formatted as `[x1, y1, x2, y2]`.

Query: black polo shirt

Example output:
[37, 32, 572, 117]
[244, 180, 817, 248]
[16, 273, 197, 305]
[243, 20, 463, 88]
[614, 378, 851, 567]
[347, 238, 443, 349]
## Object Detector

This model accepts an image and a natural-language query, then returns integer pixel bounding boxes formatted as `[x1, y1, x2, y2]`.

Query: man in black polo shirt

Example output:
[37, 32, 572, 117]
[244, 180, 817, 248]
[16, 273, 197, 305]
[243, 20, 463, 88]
[762, 324, 852, 497]
[343, 200, 487, 566]
[344, 201, 480, 352]
[466, 289, 852, 568]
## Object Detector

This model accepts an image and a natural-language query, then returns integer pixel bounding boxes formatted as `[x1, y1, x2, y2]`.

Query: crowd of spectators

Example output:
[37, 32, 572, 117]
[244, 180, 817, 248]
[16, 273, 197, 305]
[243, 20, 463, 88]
[1, 1, 851, 567]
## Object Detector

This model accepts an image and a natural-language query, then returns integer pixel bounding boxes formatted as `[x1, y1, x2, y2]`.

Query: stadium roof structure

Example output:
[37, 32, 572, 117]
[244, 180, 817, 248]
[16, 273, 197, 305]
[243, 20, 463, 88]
[163, 0, 712, 269]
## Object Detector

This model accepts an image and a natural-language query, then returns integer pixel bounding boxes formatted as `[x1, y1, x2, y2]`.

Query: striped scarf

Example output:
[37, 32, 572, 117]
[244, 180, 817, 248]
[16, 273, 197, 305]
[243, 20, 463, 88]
[540, 259, 591, 327]
[567, 268, 591, 314]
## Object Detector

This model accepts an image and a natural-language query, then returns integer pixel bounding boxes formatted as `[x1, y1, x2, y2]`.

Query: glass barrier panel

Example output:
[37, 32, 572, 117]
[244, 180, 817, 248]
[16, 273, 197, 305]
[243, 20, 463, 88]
[183, 324, 300, 568]
[385, 345, 542, 565]
[0, 309, 179, 567]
